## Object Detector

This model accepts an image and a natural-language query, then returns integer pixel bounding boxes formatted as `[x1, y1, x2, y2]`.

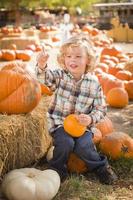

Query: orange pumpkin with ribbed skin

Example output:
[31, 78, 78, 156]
[106, 87, 129, 108]
[108, 63, 124, 76]
[16, 50, 33, 61]
[96, 116, 114, 137]
[1, 61, 26, 71]
[40, 84, 53, 96]
[103, 77, 124, 95]
[1, 61, 52, 96]
[64, 114, 86, 137]
[92, 128, 103, 144]
[2, 50, 16, 61]
[0, 69, 41, 114]
[100, 55, 110, 62]
[124, 80, 133, 100]
[109, 56, 119, 64]
[124, 58, 133, 73]
[115, 70, 132, 81]
[67, 153, 88, 173]
[101, 47, 121, 57]
[95, 63, 109, 73]
[0, 50, 3, 59]
[102, 59, 116, 69]
[99, 132, 133, 159]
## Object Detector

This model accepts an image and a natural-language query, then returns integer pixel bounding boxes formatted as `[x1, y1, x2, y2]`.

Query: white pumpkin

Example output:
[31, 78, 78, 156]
[2, 168, 60, 200]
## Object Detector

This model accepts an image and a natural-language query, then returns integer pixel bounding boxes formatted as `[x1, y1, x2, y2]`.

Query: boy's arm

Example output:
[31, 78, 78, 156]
[89, 85, 107, 125]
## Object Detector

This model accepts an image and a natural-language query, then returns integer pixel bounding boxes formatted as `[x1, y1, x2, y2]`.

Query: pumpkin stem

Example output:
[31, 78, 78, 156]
[28, 172, 35, 178]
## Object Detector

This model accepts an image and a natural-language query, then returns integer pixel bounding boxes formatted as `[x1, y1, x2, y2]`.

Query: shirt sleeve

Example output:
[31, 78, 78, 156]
[35, 67, 63, 91]
[89, 84, 107, 124]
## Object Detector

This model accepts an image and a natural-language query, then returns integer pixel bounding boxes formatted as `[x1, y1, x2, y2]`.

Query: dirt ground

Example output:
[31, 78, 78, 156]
[107, 103, 133, 137]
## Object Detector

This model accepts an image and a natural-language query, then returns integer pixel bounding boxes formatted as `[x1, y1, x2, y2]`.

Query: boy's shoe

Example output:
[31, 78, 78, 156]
[95, 165, 118, 185]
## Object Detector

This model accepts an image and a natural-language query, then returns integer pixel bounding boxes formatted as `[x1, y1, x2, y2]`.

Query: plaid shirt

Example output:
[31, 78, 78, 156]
[37, 68, 107, 133]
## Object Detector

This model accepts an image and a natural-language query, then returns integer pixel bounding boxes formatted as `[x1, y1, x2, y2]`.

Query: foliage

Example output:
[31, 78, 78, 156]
[0, 0, 130, 16]
[0, 0, 99, 11]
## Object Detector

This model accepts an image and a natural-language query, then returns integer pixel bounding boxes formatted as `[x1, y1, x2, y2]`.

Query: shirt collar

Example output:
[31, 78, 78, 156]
[64, 69, 90, 81]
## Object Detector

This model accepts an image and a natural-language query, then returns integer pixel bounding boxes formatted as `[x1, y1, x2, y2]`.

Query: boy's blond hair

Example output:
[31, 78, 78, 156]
[57, 34, 96, 73]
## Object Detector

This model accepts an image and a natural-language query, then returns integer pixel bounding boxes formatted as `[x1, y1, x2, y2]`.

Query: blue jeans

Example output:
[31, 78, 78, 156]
[48, 127, 108, 178]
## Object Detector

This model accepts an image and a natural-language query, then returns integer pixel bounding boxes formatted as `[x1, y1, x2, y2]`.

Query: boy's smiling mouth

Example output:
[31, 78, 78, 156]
[70, 64, 78, 69]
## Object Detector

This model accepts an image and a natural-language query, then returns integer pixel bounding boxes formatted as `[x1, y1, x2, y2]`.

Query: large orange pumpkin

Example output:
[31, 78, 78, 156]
[1, 61, 52, 96]
[124, 80, 133, 100]
[108, 63, 124, 76]
[0, 69, 41, 114]
[64, 114, 86, 137]
[115, 70, 132, 81]
[1, 61, 26, 71]
[99, 132, 133, 159]
[124, 58, 133, 73]
[2, 50, 16, 61]
[103, 77, 124, 96]
[106, 87, 129, 108]
[92, 128, 103, 144]
[67, 153, 88, 173]
[96, 116, 114, 137]
[101, 47, 121, 57]
[16, 50, 33, 61]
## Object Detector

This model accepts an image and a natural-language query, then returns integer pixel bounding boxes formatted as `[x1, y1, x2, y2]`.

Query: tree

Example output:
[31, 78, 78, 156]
[1, 0, 127, 26]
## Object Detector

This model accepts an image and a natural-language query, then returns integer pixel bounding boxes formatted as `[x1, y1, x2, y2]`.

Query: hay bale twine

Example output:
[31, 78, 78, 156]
[0, 96, 52, 180]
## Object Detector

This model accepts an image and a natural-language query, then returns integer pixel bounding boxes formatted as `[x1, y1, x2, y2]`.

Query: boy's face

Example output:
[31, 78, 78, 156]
[64, 46, 89, 80]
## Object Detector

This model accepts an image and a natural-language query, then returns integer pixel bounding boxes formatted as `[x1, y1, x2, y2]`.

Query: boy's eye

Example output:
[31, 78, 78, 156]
[76, 55, 81, 58]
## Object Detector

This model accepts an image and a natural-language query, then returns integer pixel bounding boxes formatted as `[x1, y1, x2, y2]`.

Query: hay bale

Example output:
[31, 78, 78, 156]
[0, 96, 52, 180]
[0, 36, 40, 50]
[38, 31, 58, 40]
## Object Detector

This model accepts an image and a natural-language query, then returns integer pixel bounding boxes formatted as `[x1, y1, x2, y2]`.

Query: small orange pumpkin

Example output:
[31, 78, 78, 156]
[106, 87, 129, 108]
[96, 116, 114, 137]
[40, 84, 53, 96]
[2, 50, 16, 61]
[64, 114, 86, 137]
[92, 128, 103, 144]
[101, 47, 121, 57]
[115, 70, 132, 81]
[16, 50, 33, 61]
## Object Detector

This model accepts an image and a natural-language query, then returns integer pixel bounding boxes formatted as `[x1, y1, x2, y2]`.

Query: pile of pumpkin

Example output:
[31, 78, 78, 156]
[0, 43, 44, 62]
[0, 26, 23, 36]
[94, 46, 133, 108]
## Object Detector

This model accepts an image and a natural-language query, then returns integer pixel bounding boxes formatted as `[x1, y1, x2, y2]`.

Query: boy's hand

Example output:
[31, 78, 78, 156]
[36, 45, 49, 70]
[76, 114, 92, 127]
